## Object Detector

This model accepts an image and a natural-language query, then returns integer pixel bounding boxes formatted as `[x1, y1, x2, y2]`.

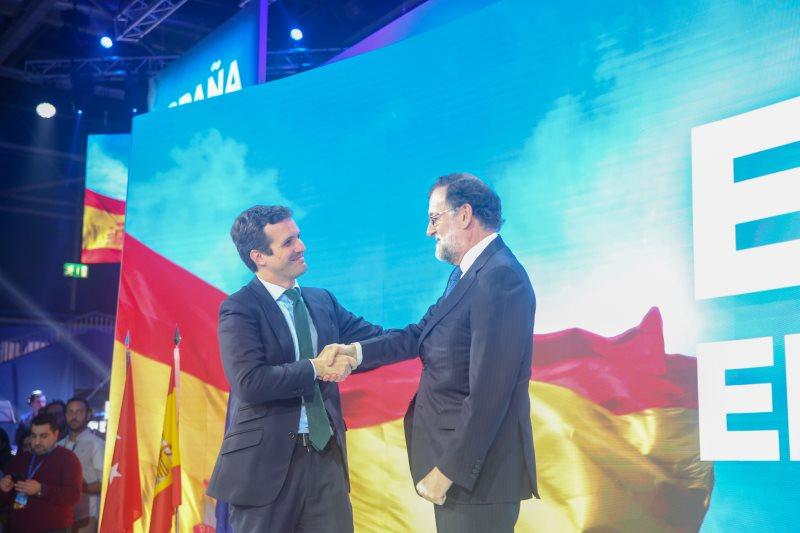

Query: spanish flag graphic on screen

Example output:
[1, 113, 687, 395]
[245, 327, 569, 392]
[81, 134, 130, 264]
[102, 234, 713, 532]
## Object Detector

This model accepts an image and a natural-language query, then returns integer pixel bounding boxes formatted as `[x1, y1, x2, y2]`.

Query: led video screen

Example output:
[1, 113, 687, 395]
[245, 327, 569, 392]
[114, 0, 800, 530]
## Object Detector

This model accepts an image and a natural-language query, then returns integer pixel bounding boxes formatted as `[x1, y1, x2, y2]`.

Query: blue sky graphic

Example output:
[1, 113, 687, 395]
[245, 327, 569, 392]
[126, 0, 800, 529]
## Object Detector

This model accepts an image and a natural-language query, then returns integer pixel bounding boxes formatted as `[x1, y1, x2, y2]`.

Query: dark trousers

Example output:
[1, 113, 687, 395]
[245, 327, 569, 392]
[229, 438, 352, 533]
[434, 502, 520, 533]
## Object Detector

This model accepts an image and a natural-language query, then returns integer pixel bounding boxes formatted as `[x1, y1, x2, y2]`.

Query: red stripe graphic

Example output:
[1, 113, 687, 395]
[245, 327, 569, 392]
[116, 234, 228, 391]
[82, 247, 122, 263]
[85, 188, 126, 215]
[340, 308, 697, 429]
[119, 238, 696, 425]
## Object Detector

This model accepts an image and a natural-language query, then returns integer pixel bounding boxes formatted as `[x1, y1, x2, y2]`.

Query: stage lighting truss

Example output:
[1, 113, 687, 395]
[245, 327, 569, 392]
[24, 55, 178, 81]
[114, 0, 190, 42]
[267, 47, 343, 76]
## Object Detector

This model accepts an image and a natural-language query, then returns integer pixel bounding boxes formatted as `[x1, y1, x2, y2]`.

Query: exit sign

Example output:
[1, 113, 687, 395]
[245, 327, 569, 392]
[64, 263, 89, 278]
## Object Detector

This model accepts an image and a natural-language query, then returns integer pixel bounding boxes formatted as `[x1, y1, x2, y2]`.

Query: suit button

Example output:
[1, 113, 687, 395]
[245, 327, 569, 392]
[288, 432, 295, 439]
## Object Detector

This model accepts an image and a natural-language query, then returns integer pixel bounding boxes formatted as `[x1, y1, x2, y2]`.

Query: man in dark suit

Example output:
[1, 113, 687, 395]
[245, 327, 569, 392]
[206, 205, 383, 532]
[332, 173, 537, 532]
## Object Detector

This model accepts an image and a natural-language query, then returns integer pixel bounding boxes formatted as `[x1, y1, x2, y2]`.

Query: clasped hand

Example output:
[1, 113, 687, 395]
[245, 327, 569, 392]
[0, 475, 40, 496]
[311, 343, 358, 382]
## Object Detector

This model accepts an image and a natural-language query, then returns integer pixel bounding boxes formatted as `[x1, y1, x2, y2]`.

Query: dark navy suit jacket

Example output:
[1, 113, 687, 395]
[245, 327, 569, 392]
[207, 277, 383, 506]
[359, 236, 538, 504]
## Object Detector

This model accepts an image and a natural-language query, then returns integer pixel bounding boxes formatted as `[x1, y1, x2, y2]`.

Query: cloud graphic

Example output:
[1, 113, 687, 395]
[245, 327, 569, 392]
[127, 128, 297, 293]
[86, 139, 130, 200]
[495, 3, 800, 353]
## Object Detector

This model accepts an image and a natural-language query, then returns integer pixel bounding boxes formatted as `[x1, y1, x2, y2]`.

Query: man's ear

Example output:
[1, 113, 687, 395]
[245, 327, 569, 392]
[459, 203, 474, 229]
[250, 249, 262, 267]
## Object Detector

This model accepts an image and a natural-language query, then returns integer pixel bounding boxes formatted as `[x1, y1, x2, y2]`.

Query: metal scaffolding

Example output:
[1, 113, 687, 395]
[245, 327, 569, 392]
[24, 55, 178, 81]
[267, 47, 344, 77]
[114, 0, 191, 42]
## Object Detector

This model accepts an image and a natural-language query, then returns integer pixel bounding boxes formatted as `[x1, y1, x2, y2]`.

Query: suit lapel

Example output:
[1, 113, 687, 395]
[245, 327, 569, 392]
[247, 277, 295, 364]
[417, 236, 507, 347]
[302, 289, 333, 348]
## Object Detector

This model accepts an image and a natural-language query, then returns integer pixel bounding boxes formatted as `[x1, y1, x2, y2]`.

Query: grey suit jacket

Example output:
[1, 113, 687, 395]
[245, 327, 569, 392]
[359, 236, 538, 504]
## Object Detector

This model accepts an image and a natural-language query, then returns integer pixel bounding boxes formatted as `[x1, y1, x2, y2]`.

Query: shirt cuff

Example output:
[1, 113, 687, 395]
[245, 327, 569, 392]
[309, 359, 317, 379]
[354, 342, 363, 366]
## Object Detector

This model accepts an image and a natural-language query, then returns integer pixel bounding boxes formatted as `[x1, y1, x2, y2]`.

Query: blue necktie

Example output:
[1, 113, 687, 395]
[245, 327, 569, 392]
[443, 266, 462, 298]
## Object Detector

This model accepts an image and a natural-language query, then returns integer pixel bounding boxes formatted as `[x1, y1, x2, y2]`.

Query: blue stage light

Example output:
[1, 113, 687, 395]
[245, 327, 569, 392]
[132, 107, 138, 114]
[100, 35, 113, 49]
[290, 28, 303, 41]
[77, 109, 83, 116]
[36, 102, 56, 118]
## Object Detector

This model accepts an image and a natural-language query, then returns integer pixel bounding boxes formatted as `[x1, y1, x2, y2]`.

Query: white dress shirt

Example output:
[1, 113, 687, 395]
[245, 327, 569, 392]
[257, 276, 318, 433]
[58, 429, 105, 520]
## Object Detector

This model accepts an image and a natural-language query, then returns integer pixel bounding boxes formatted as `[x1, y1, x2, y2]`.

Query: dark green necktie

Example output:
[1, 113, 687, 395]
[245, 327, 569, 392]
[284, 288, 332, 451]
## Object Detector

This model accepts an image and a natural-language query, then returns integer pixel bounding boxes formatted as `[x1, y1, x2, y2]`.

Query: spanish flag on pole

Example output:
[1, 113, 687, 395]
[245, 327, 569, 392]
[100, 334, 142, 533]
[149, 331, 182, 533]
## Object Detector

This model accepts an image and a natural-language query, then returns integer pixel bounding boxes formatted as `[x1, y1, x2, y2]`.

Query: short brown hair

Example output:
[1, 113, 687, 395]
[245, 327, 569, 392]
[231, 205, 293, 272]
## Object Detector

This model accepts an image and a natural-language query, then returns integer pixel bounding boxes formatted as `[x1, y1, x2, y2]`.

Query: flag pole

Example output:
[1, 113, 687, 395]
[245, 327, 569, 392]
[173, 325, 181, 533]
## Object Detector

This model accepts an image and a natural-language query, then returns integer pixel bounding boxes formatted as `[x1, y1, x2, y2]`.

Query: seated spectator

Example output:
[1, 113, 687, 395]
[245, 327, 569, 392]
[0, 413, 82, 533]
[58, 398, 103, 533]
[14, 390, 47, 451]
[44, 401, 69, 440]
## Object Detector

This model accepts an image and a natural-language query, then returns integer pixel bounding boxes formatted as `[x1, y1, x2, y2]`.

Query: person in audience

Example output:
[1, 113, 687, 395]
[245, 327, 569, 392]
[0, 428, 9, 533]
[0, 428, 11, 474]
[58, 398, 103, 533]
[44, 401, 69, 440]
[14, 390, 46, 451]
[0, 413, 82, 532]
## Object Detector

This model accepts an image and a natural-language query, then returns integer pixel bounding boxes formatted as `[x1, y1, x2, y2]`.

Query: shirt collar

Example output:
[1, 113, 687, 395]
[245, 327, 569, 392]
[459, 233, 498, 276]
[256, 275, 300, 302]
[59, 429, 87, 447]
[72, 428, 92, 442]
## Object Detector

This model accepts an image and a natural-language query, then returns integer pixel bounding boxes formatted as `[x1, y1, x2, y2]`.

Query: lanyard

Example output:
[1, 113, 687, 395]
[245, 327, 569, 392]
[27, 449, 53, 479]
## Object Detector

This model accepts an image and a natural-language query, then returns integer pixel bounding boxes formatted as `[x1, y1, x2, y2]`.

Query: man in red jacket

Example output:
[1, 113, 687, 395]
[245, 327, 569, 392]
[0, 413, 82, 533]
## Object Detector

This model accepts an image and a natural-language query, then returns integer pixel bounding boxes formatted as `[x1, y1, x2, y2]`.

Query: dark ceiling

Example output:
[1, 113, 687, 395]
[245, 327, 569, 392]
[0, 0, 425, 326]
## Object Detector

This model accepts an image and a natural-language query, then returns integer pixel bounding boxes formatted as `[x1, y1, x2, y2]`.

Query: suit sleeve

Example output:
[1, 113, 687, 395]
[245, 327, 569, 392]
[326, 290, 385, 344]
[356, 301, 441, 372]
[437, 265, 534, 490]
[218, 297, 316, 404]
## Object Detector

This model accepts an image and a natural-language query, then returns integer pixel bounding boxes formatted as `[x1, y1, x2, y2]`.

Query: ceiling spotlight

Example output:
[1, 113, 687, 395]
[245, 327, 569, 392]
[77, 109, 83, 116]
[290, 28, 303, 41]
[100, 35, 113, 49]
[131, 107, 138, 114]
[36, 102, 56, 119]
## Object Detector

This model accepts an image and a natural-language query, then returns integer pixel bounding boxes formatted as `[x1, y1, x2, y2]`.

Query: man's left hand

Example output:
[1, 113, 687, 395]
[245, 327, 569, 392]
[14, 479, 42, 496]
[415, 467, 452, 505]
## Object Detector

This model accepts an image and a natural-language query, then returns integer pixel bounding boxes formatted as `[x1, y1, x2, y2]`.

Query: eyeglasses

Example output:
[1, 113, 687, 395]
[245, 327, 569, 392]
[428, 208, 456, 228]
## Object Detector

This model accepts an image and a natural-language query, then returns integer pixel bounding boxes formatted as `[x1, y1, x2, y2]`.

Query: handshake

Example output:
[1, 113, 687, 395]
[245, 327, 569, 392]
[310, 343, 358, 382]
